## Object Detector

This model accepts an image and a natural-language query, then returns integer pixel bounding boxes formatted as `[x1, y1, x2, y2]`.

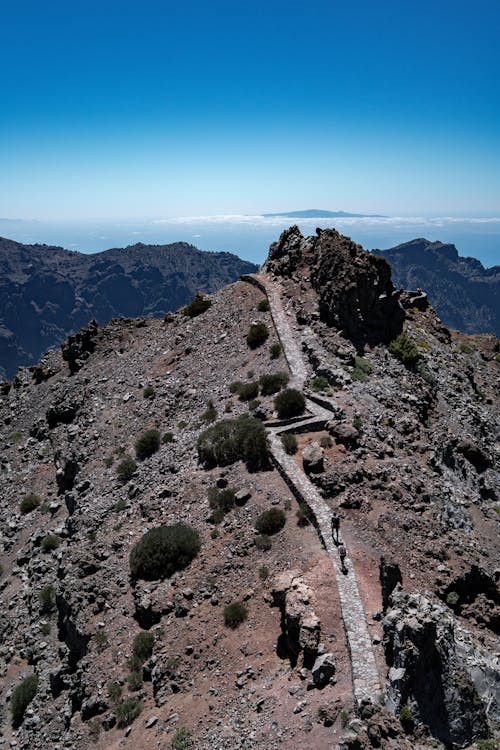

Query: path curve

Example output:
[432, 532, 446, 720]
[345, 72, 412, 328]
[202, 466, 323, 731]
[243, 273, 382, 705]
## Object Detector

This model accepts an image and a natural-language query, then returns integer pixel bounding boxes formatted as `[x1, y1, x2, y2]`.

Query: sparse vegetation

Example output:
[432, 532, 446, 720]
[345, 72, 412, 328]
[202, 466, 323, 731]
[320, 435, 333, 448]
[127, 671, 143, 691]
[246, 322, 269, 349]
[172, 727, 193, 750]
[201, 399, 217, 422]
[224, 601, 248, 628]
[258, 565, 269, 580]
[257, 298, 270, 312]
[104, 455, 114, 468]
[39, 585, 56, 613]
[389, 333, 420, 368]
[400, 703, 414, 731]
[183, 295, 212, 318]
[248, 398, 261, 411]
[132, 631, 154, 662]
[135, 429, 161, 459]
[459, 342, 474, 354]
[162, 431, 174, 443]
[236, 381, 259, 402]
[281, 432, 298, 454]
[197, 415, 268, 470]
[270, 343, 282, 359]
[254, 534, 272, 551]
[310, 375, 329, 391]
[296, 501, 312, 526]
[114, 499, 127, 512]
[208, 486, 236, 523]
[11, 675, 38, 727]
[108, 681, 122, 705]
[352, 356, 373, 382]
[477, 739, 499, 750]
[353, 415, 363, 431]
[446, 590, 459, 607]
[129, 523, 201, 581]
[94, 630, 108, 652]
[116, 699, 142, 727]
[116, 455, 137, 480]
[255, 508, 286, 535]
[259, 371, 289, 395]
[9, 431, 23, 443]
[274, 388, 306, 419]
[143, 386, 155, 399]
[20, 493, 41, 514]
[416, 339, 430, 351]
[41, 534, 60, 552]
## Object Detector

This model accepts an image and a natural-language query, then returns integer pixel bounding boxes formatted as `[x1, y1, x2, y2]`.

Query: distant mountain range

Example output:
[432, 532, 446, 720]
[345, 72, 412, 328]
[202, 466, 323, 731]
[0, 237, 258, 379]
[263, 209, 386, 218]
[373, 238, 500, 335]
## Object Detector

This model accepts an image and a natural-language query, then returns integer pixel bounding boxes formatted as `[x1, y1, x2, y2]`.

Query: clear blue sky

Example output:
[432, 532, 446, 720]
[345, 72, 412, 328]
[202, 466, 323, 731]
[1, 0, 499, 219]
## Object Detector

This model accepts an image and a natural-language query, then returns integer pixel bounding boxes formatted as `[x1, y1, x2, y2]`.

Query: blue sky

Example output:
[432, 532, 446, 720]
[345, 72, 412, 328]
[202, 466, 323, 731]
[1, 0, 499, 219]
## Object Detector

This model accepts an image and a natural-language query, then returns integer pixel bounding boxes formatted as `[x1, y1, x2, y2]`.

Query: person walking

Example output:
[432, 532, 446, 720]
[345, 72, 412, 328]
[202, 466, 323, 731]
[338, 543, 347, 573]
[331, 512, 340, 544]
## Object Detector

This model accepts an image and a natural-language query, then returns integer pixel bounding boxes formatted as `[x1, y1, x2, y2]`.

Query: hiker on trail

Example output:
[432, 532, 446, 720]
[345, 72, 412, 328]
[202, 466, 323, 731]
[338, 543, 347, 572]
[331, 512, 340, 544]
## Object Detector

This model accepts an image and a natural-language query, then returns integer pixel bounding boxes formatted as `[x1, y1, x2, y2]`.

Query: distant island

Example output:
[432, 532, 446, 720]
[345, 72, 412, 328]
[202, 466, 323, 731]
[262, 208, 386, 219]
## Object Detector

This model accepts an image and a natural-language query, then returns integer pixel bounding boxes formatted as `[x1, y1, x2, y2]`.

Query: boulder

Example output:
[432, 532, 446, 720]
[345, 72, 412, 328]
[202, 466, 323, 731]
[312, 653, 336, 687]
[302, 442, 324, 474]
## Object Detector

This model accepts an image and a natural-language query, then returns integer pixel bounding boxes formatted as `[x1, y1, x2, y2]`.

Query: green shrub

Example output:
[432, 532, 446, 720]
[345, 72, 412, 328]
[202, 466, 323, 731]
[127, 671, 143, 691]
[116, 699, 142, 727]
[41, 534, 60, 552]
[320, 435, 333, 448]
[39, 585, 56, 613]
[224, 601, 248, 628]
[416, 339, 430, 351]
[94, 630, 108, 652]
[20, 494, 41, 514]
[183, 296, 212, 318]
[389, 333, 420, 368]
[296, 501, 312, 526]
[208, 487, 236, 523]
[9, 430, 23, 443]
[417, 362, 437, 385]
[108, 681, 122, 704]
[162, 431, 174, 443]
[400, 703, 413, 730]
[143, 386, 155, 399]
[477, 740, 499, 750]
[459, 342, 473, 354]
[259, 372, 289, 395]
[172, 727, 193, 750]
[259, 565, 269, 580]
[254, 534, 272, 551]
[11, 675, 38, 727]
[210, 528, 219, 539]
[135, 429, 161, 459]
[132, 631, 154, 662]
[353, 415, 363, 431]
[104, 455, 114, 468]
[281, 433, 298, 455]
[255, 508, 286, 535]
[116, 455, 137, 480]
[248, 398, 261, 411]
[40, 622, 50, 635]
[270, 343, 282, 359]
[201, 400, 217, 422]
[310, 375, 329, 391]
[224, 400, 233, 413]
[237, 381, 259, 402]
[197, 415, 268, 470]
[130, 523, 201, 581]
[446, 590, 459, 607]
[114, 499, 127, 512]
[274, 388, 306, 419]
[352, 356, 373, 382]
[247, 322, 269, 349]
[257, 298, 270, 312]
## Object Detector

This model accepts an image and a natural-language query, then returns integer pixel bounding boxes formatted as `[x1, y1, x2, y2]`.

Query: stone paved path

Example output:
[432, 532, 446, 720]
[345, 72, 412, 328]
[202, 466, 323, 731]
[242, 273, 382, 705]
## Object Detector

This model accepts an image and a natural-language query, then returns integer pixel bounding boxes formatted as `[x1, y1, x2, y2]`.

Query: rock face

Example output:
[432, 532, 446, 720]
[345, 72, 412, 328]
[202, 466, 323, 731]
[373, 238, 500, 335]
[271, 570, 321, 668]
[264, 226, 404, 345]
[383, 588, 491, 746]
[0, 236, 258, 379]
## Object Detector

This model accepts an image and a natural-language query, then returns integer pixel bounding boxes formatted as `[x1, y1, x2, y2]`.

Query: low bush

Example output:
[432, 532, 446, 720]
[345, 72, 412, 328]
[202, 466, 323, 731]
[399, 703, 414, 731]
[248, 398, 261, 411]
[310, 375, 329, 391]
[143, 386, 155, 399]
[172, 727, 193, 750]
[389, 333, 420, 368]
[116, 699, 142, 727]
[162, 431, 174, 443]
[351, 356, 373, 382]
[127, 671, 143, 691]
[208, 487, 236, 523]
[116, 455, 137, 480]
[183, 296, 212, 318]
[108, 681, 122, 704]
[94, 631, 108, 652]
[132, 631, 154, 662]
[201, 400, 217, 422]
[224, 601, 248, 628]
[11, 675, 38, 727]
[135, 429, 161, 460]
[197, 415, 268, 470]
[459, 342, 473, 354]
[254, 534, 272, 550]
[20, 494, 41, 514]
[39, 585, 56, 613]
[320, 435, 333, 448]
[130, 523, 201, 581]
[281, 433, 298, 455]
[257, 298, 270, 312]
[259, 372, 289, 395]
[270, 343, 282, 359]
[274, 389, 306, 419]
[114, 499, 127, 512]
[236, 381, 259, 402]
[296, 501, 312, 526]
[258, 565, 269, 580]
[247, 322, 269, 349]
[255, 508, 286, 535]
[41, 534, 60, 552]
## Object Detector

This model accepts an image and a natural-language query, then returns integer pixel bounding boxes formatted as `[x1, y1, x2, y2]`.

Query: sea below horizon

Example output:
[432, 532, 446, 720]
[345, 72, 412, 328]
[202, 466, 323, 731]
[0, 215, 498, 268]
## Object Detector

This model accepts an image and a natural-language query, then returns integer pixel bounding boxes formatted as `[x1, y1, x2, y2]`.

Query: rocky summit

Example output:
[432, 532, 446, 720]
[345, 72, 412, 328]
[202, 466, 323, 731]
[0, 226, 499, 750]
[0, 237, 258, 380]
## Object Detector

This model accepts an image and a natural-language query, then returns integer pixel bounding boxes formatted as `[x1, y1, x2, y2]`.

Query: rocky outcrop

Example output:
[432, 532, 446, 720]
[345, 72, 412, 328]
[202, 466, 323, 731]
[302, 442, 324, 474]
[379, 557, 402, 612]
[264, 226, 404, 345]
[271, 570, 321, 668]
[383, 588, 491, 746]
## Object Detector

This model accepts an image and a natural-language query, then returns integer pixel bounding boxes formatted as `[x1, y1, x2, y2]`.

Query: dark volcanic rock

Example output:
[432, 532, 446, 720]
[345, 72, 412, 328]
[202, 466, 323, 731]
[0, 236, 258, 378]
[264, 226, 404, 345]
[373, 238, 500, 335]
